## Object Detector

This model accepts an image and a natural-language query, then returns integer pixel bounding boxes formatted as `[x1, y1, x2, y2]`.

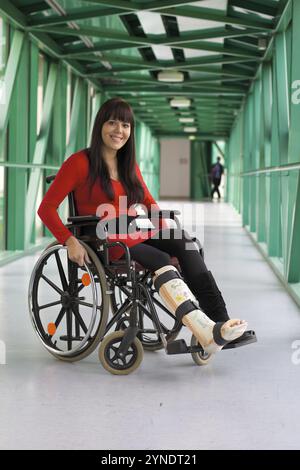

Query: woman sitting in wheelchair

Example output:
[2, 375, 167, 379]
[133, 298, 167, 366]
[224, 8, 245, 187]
[38, 97, 252, 357]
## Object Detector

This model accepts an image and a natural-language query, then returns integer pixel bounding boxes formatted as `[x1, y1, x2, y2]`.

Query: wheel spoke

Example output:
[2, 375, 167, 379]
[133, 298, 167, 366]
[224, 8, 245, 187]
[76, 284, 85, 294]
[68, 261, 78, 293]
[55, 307, 66, 329]
[120, 356, 127, 366]
[139, 304, 171, 335]
[54, 251, 68, 291]
[152, 295, 177, 319]
[110, 345, 119, 361]
[54, 307, 66, 328]
[46, 307, 66, 338]
[73, 299, 99, 309]
[125, 350, 134, 360]
[71, 304, 88, 334]
[66, 308, 73, 351]
[38, 299, 62, 311]
[41, 274, 63, 295]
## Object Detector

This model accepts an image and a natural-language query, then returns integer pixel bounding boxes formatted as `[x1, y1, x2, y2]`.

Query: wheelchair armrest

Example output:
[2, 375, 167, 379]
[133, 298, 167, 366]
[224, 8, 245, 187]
[66, 216, 103, 240]
[101, 241, 132, 277]
[66, 215, 139, 244]
[144, 209, 181, 230]
[145, 209, 181, 219]
[67, 215, 100, 225]
[46, 174, 56, 184]
[192, 236, 204, 259]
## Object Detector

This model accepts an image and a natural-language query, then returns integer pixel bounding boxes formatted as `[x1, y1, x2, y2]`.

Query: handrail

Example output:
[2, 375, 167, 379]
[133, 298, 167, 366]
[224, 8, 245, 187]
[229, 162, 300, 176]
[0, 162, 60, 170]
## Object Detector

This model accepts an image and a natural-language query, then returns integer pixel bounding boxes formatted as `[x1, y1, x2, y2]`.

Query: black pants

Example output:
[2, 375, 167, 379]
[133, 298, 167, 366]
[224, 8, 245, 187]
[127, 228, 229, 323]
[129, 228, 205, 274]
[211, 177, 221, 198]
[85, 225, 229, 323]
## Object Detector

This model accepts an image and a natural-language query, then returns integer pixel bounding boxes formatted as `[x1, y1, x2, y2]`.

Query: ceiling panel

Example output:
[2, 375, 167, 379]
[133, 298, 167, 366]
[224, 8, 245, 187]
[1, 0, 284, 139]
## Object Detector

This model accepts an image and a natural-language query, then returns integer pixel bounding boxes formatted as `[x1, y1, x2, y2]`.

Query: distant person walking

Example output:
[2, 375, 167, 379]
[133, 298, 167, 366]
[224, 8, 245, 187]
[210, 156, 224, 200]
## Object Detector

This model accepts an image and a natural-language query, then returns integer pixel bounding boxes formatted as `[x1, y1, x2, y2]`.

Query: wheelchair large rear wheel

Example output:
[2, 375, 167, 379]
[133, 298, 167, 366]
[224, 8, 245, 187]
[28, 241, 110, 362]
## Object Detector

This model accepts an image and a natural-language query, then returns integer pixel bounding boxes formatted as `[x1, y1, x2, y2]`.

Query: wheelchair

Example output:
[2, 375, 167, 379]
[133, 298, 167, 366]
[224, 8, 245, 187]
[28, 175, 256, 375]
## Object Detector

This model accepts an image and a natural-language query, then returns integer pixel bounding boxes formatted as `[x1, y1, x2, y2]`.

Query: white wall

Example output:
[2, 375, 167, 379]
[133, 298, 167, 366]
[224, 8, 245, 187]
[159, 139, 190, 198]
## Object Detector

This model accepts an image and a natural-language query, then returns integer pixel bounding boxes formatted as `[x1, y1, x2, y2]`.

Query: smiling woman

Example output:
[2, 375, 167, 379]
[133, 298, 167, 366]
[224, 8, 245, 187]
[101, 118, 131, 181]
[37, 97, 249, 354]
[85, 97, 144, 206]
[37, 97, 162, 264]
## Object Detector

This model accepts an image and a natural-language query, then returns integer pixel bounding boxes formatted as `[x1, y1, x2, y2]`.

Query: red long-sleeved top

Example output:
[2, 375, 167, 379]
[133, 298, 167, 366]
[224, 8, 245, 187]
[38, 150, 164, 260]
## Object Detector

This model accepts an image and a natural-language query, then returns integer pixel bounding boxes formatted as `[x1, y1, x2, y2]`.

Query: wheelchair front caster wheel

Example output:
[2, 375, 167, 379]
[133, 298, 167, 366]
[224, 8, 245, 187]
[190, 335, 213, 366]
[98, 331, 144, 375]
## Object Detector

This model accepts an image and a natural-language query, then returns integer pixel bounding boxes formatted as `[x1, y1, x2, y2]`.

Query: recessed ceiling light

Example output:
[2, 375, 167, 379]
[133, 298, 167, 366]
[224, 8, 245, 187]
[170, 98, 191, 108]
[184, 127, 197, 132]
[258, 38, 268, 50]
[179, 117, 194, 123]
[158, 70, 184, 82]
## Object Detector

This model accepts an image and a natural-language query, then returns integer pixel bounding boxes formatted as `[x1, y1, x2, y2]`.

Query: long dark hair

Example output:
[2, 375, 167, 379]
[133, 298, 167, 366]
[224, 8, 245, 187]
[85, 97, 144, 205]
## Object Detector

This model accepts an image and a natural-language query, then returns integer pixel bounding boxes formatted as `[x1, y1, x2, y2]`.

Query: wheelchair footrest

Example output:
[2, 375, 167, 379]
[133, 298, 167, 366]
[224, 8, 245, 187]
[59, 335, 84, 342]
[166, 339, 189, 355]
[167, 339, 208, 355]
[222, 330, 257, 350]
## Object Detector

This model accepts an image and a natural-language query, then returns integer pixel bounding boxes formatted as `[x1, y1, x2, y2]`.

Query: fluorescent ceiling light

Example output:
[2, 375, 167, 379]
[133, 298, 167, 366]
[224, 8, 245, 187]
[137, 11, 165, 34]
[184, 127, 197, 132]
[170, 98, 191, 108]
[158, 70, 184, 82]
[179, 117, 194, 123]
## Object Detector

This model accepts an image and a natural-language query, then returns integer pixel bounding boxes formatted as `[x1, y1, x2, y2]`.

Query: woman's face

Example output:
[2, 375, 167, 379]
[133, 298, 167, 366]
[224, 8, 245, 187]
[101, 118, 131, 153]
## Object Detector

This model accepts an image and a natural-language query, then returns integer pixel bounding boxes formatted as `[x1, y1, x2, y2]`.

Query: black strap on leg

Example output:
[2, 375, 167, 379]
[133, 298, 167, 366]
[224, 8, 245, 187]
[154, 268, 199, 322]
[175, 299, 200, 322]
[153, 269, 181, 291]
[212, 322, 227, 346]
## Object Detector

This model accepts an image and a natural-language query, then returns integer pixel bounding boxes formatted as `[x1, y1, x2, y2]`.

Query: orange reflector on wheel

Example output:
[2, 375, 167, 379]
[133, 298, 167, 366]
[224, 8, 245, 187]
[81, 273, 91, 286]
[47, 322, 57, 336]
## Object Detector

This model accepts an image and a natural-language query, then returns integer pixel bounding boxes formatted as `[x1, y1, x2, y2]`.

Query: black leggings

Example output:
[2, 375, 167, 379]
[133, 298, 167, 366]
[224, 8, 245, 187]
[86, 226, 229, 322]
[128, 228, 207, 276]
[127, 228, 229, 323]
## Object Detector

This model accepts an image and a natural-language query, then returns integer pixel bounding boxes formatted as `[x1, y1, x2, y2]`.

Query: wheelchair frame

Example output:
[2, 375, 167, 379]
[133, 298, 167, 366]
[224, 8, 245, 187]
[29, 174, 252, 374]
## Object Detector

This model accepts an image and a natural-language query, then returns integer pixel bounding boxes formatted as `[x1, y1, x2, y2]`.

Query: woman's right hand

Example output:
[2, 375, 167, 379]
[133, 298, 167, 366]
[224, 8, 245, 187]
[65, 236, 91, 267]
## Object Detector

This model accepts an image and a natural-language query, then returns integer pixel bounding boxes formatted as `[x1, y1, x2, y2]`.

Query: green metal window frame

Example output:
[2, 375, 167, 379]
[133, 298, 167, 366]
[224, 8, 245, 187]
[0, 15, 9, 252]
[0, 11, 161, 265]
[225, 0, 300, 307]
